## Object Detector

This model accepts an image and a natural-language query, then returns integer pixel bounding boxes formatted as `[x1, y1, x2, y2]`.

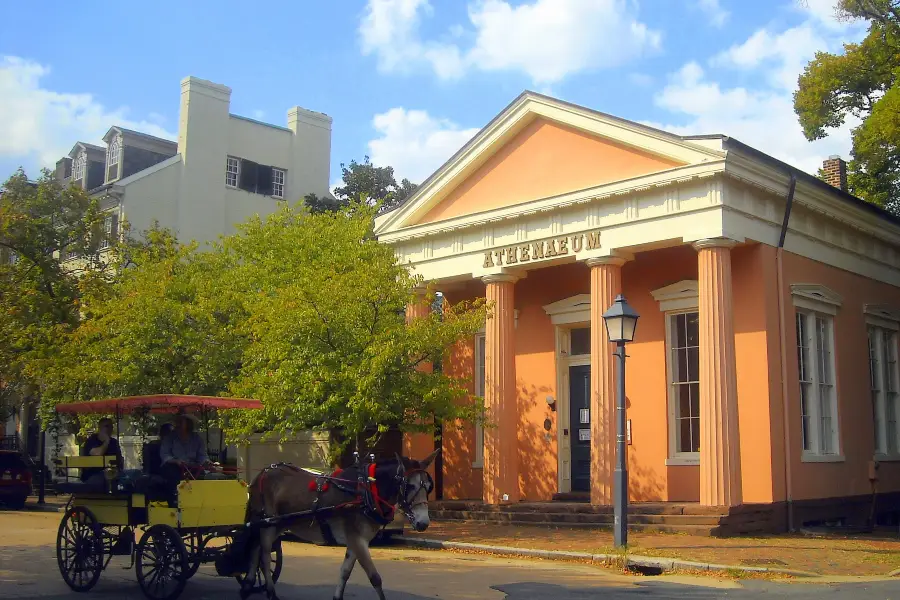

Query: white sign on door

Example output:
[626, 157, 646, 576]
[578, 428, 591, 441]
[579, 408, 589, 424]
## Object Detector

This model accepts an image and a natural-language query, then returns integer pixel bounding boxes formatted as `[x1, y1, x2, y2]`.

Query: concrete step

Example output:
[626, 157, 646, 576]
[428, 516, 718, 536]
[432, 509, 723, 527]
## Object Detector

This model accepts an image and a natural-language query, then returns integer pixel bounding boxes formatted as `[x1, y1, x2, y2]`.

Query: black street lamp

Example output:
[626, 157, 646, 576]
[601, 294, 640, 548]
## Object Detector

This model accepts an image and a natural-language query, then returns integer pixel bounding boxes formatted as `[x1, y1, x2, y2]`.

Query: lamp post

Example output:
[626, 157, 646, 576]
[601, 294, 640, 548]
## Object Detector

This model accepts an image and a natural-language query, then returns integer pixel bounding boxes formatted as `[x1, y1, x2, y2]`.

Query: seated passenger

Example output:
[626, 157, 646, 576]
[80, 417, 123, 487]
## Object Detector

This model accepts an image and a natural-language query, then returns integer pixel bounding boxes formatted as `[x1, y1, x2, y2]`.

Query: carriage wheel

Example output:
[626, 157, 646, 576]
[234, 538, 282, 593]
[56, 506, 104, 592]
[136, 525, 189, 600]
[182, 531, 204, 579]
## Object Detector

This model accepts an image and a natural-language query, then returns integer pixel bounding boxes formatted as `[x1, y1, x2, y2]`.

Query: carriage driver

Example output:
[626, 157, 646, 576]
[159, 414, 211, 500]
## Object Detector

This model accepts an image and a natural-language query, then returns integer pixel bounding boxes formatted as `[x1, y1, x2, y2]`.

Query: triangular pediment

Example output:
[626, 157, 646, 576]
[375, 92, 724, 235]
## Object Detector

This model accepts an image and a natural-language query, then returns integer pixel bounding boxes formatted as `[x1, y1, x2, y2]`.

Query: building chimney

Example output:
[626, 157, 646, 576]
[822, 155, 847, 192]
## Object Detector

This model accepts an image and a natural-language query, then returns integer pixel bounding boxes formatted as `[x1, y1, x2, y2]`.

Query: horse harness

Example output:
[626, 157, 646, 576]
[251, 460, 434, 543]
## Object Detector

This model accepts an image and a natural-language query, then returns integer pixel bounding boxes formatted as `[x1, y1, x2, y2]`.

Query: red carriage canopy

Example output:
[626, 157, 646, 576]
[55, 394, 263, 415]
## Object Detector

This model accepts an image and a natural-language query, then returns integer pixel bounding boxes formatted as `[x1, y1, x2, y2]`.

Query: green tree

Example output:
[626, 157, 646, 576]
[218, 201, 485, 453]
[38, 227, 247, 421]
[304, 156, 418, 214]
[45, 200, 487, 456]
[794, 1, 900, 211]
[0, 169, 111, 425]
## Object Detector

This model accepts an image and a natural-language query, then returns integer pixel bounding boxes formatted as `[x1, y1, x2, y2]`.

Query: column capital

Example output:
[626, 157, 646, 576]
[585, 255, 628, 268]
[482, 273, 520, 285]
[692, 237, 739, 251]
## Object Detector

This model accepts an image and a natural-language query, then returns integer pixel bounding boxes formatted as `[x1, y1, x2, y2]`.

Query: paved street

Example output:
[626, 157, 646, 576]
[3, 511, 900, 599]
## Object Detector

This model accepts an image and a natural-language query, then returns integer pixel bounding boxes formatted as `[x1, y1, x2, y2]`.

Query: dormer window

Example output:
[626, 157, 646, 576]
[72, 152, 86, 182]
[106, 135, 121, 182]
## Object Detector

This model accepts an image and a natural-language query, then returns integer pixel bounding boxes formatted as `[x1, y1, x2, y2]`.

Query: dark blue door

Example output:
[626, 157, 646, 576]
[569, 365, 591, 492]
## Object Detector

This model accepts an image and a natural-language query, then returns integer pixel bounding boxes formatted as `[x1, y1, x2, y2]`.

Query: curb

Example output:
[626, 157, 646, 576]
[398, 537, 820, 578]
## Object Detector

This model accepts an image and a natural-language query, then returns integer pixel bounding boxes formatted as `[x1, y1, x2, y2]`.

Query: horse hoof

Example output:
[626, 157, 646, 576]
[239, 588, 252, 600]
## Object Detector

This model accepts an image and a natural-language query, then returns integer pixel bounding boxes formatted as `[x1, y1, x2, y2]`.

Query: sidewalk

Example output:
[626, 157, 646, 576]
[20, 494, 68, 512]
[402, 521, 900, 578]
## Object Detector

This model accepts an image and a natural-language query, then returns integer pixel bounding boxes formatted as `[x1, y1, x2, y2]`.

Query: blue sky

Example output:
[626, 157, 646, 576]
[0, 0, 867, 191]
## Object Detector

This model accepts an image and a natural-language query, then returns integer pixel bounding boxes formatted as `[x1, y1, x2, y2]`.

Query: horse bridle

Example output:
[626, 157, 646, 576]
[393, 463, 434, 523]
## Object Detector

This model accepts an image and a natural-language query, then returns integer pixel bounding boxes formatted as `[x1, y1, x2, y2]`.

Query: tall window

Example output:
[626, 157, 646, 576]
[272, 168, 286, 199]
[473, 333, 485, 468]
[72, 152, 86, 182]
[668, 312, 700, 456]
[225, 156, 240, 187]
[99, 214, 119, 250]
[106, 135, 121, 182]
[796, 310, 839, 455]
[869, 324, 900, 456]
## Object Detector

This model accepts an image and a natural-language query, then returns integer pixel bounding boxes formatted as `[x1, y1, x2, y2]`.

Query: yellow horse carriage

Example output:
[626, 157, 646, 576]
[53, 395, 279, 600]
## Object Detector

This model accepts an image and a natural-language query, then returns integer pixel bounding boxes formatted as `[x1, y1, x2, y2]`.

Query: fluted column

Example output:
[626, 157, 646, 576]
[587, 257, 625, 505]
[694, 238, 742, 507]
[483, 274, 519, 504]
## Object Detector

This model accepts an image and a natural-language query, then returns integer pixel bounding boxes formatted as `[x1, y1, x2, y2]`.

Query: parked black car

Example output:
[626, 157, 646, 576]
[0, 450, 33, 509]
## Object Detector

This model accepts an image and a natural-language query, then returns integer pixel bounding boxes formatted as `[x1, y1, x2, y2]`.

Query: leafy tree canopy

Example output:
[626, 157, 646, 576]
[794, 0, 900, 211]
[304, 156, 418, 215]
[44, 201, 486, 456]
[0, 169, 112, 422]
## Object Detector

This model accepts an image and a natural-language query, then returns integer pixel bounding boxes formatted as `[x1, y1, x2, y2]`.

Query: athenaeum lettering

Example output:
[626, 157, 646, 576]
[483, 231, 601, 268]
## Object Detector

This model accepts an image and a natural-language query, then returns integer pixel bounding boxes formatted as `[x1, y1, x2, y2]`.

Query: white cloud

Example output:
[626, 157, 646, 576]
[359, 0, 465, 80]
[0, 56, 175, 175]
[648, 6, 870, 177]
[651, 62, 856, 176]
[711, 25, 827, 90]
[358, 0, 660, 85]
[251, 109, 266, 121]
[367, 107, 479, 183]
[696, 0, 729, 27]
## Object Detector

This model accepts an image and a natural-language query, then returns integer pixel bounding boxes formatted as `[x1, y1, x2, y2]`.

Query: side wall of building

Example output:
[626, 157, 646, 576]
[781, 250, 900, 503]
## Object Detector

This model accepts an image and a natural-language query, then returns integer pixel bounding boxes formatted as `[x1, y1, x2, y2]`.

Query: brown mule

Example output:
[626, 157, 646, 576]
[242, 449, 439, 600]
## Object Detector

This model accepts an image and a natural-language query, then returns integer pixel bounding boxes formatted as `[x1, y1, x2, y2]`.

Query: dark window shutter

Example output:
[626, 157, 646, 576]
[257, 164, 273, 196]
[239, 160, 259, 192]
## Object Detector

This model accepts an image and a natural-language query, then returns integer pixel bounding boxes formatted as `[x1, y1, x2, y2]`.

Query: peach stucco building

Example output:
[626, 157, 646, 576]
[374, 92, 900, 530]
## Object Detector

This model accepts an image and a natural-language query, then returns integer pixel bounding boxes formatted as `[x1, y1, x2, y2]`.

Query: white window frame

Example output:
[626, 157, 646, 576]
[866, 305, 900, 460]
[665, 310, 701, 465]
[72, 152, 86, 182]
[791, 284, 843, 461]
[225, 156, 240, 188]
[272, 168, 286, 199]
[652, 281, 701, 466]
[473, 331, 486, 468]
[106, 135, 121, 179]
[99, 213, 118, 250]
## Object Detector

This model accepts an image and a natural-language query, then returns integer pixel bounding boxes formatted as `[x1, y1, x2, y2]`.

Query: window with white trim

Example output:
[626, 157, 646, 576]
[99, 214, 119, 250]
[72, 152, 86, 182]
[272, 168, 286, 199]
[225, 156, 240, 188]
[796, 311, 839, 454]
[868, 318, 900, 456]
[652, 280, 701, 463]
[106, 135, 121, 182]
[791, 284, 842, 458]
[669, 311, 700, 455]
[473, 333, 485, 468]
